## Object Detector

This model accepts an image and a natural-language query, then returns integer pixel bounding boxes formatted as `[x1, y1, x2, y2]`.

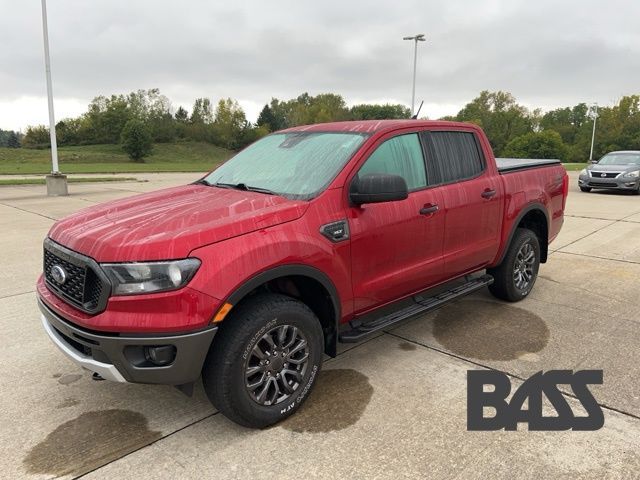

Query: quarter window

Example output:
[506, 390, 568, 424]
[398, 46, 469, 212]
[426, 131, 484, 184]
[357, 133, 427, 190]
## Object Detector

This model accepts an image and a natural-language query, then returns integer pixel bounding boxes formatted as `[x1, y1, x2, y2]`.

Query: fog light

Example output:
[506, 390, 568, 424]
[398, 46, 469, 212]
[144, 345, 176, 366]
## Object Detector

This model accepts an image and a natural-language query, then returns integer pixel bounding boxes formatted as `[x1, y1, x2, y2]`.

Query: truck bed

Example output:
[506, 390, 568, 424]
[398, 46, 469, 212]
[496, 158, 561, 173]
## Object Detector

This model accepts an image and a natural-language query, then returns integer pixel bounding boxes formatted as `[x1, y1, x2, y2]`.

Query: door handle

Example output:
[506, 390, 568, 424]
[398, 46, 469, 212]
[419, 204, 439, 215]
[481, 188, 496, 199]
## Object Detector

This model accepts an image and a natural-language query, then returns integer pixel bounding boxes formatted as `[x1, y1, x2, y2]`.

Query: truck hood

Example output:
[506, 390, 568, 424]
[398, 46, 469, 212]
[48, 184, 309, 262]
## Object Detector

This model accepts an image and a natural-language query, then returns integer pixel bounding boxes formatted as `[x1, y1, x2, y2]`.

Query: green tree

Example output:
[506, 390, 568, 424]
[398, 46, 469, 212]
[22, 125, 50, 148]
[55, 118, 83, 146]
[120, 119, 153, 162]
[454, 91, 533, 156]
[350, 103, 411, 120]
[257, 99, 288, 131]
[256, 104, 278, 131]
[212, 98, 247, 149]
[191, 98, 214, 124]
[7, 131, 20, 148]
[175, 106, 189, 122]
[502, 130, 568, 161]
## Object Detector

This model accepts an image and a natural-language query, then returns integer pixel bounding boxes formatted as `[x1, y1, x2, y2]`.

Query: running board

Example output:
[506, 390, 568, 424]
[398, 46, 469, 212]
[339, 274, 494, 343]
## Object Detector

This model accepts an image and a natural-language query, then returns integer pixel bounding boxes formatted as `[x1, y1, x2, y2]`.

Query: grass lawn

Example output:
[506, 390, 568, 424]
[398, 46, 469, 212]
[0, 142, 233, 174]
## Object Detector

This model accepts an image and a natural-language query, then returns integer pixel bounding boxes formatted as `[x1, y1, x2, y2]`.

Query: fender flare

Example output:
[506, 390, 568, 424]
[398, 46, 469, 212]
[224, 264, 341, 355]
[494, 203, 550, 266]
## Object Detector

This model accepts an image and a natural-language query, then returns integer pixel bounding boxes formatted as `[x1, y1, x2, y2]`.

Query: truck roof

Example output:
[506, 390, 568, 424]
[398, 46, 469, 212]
[281, 119, 475, 135]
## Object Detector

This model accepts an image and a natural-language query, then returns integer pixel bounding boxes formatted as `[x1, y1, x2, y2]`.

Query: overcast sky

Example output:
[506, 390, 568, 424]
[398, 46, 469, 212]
[1, 0, 639, 131]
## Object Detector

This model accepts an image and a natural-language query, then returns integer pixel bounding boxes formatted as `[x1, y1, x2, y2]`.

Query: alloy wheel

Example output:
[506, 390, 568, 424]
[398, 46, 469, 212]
[244, 324, 309, 406]
[513, 241, 536, 291]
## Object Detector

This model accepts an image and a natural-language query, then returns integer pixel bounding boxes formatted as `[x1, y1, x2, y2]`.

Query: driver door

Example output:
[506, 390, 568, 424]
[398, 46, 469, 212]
[349, 132, 445, 313]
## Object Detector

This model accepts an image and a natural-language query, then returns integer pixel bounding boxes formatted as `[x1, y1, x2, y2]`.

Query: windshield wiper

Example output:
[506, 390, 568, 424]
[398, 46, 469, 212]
[193, 178, 212, 186]
[213, 182, 278, 196]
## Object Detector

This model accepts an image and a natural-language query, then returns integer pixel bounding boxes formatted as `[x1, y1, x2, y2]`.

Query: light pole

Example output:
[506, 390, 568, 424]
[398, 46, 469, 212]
[41, 0, 68, 195]
[589, 103, 598, 162]
[403, 34, 426, 116]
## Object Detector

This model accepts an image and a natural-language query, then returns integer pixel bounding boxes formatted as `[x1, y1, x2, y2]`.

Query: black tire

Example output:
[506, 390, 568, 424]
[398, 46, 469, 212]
[633, 186, 640, 195]
[202, 293, 324, 428]
[580, 187, 591, 192]
[487, 228, 540, 302]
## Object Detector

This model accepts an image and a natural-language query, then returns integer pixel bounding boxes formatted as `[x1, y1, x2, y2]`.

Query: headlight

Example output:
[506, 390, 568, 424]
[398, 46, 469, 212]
[101, 258, 201, 295]
[580, 169, 587, 176]
[622, 170, 639, 178]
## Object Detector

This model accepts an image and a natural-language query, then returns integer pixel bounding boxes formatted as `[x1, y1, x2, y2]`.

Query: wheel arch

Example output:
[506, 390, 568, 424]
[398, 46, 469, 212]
[496, 204, 550, 265]
[221, 265, 340, 357]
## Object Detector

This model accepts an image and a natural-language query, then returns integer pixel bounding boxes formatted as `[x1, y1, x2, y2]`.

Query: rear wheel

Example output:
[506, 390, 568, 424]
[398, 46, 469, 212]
[580, 186, 591, 192]
[202, 293, 323, 428]
[488, 228, 540, 302]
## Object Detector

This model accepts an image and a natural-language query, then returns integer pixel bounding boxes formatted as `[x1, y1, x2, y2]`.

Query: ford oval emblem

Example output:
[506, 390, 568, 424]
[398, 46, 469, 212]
[51, 265, 67, 284]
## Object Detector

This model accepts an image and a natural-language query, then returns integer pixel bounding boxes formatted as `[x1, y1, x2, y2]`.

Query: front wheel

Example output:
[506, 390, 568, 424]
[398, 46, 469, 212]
[488, 228, 540, 302]
[580, 186, 591, 192]
[202, 293, 324, 428]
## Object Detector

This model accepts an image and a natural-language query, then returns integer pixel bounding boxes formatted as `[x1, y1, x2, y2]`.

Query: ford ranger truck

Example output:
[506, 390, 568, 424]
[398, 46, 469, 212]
[38, 120, 569, 428]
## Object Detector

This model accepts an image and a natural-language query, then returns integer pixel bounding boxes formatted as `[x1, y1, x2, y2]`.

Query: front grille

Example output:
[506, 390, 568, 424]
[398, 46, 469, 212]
[591, 171, 620, 178]
[43, 239, 110, 314]
[44, 250, 86, 305]
[589, 182, 618, 188]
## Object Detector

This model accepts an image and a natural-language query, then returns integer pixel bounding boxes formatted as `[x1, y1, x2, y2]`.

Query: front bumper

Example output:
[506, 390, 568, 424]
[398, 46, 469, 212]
[39, 297, 217, 385]
[579, 174, 640, 190]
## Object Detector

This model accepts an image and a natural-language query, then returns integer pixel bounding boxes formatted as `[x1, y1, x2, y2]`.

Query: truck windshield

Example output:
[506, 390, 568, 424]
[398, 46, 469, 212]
[202, 132, 367, 199]
[597, 152, 640, 166]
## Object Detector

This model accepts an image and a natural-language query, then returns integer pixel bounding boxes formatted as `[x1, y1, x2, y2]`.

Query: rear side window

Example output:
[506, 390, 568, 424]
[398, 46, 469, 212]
[358, 133, 427, 190]
[425, 131, 484, 185]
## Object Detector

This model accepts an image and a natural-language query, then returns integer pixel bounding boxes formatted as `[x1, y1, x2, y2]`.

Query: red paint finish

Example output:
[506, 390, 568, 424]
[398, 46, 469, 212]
[37, 275, 221, 333]
[48, 185, 308, 262]
[39, 120, 567, 335]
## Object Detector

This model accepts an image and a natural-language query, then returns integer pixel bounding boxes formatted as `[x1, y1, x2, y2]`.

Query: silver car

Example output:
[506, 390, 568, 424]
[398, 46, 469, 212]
[578, 151, 640, 194]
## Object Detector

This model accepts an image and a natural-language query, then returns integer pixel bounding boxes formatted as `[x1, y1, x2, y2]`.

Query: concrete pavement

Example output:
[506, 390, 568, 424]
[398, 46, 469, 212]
[1, 171, 639, 479]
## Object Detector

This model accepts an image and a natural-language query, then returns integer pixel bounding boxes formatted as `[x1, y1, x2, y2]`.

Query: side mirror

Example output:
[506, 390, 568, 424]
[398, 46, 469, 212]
[589, 159, 598, 164]
[350, 173, 409, 205]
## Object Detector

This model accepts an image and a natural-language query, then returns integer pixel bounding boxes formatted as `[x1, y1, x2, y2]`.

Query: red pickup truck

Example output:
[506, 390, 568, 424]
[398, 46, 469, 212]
[38, 120, 568, 427]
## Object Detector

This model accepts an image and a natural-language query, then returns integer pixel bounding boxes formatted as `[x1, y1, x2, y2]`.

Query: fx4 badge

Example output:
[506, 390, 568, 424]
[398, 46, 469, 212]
[467, 370, 604, 431]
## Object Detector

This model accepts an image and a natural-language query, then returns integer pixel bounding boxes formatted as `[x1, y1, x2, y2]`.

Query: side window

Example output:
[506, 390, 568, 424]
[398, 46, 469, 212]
[358, 133, 427, 190]
[426, 131, 484, 184]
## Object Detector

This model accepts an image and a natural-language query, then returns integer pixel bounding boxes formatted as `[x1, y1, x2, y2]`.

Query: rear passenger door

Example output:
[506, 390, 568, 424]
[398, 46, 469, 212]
[422, 130, 502, 278]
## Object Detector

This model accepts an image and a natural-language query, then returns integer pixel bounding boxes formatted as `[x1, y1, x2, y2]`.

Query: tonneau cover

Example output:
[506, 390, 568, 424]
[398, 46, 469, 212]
[496, 158, 562, 173]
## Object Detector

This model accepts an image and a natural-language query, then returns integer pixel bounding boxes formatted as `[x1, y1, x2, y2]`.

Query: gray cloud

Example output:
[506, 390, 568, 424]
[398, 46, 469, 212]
[1, 0, 639, 129]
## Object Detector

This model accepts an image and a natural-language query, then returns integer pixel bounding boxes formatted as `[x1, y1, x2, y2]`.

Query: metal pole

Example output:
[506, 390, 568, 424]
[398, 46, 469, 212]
[41, 0, 59, 174]
[411, 39, 418, 116]
[589, 103, 598, 162]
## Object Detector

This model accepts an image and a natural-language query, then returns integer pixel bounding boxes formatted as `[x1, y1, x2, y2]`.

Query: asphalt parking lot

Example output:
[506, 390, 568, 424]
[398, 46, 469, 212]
[1, 171, 639, 479]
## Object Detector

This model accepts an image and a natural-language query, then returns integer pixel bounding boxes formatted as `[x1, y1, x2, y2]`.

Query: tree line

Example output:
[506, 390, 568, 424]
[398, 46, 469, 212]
[7, 88, 640, 162]
[14, 89, 410, 161]
[444, 91, 640, 162]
